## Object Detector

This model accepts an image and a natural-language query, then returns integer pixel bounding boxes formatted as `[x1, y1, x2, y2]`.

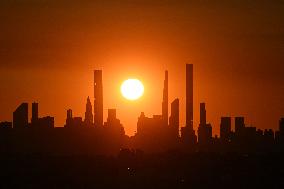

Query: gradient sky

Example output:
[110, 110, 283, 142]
[0, 0, 284, 136]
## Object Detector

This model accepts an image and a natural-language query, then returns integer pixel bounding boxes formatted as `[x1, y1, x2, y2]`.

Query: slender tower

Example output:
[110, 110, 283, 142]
[181, 64, 197, 145]
[162, 70, 168, 126]
[200, 103, 206, 126]
[94, 70, 103, 127]
[186, 64, 193, 130]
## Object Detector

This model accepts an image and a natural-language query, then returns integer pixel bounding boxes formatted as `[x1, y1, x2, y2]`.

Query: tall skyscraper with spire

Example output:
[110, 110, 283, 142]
[162, 70, 168, 126]
[84, 96, 93, 126]
[94, 70, 103, 127]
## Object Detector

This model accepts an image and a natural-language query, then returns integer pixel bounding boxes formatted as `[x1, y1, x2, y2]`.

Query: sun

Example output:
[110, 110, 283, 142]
[121, 79, 144, 100]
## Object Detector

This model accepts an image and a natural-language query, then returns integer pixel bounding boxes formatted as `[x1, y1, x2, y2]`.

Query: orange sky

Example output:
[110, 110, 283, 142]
[0, 0, 284, 136]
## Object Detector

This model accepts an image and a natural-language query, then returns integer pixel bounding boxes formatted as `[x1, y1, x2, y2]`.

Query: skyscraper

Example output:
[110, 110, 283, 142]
[94, 70, 103, 127]
[279, 118, 284, 136]
[66, 109, 73, 127]
[181, 64, 197, 145]
[162, 70, 168, 126]
[220, 117, 231, 142]
[13, 103, 28, 129]
[107, 109, 116, 122]
[31, 102, 38, 125]
[235, 117, 245, 134]
[84, 96, 93, 125]
[186, 64, 193, 129]
[200, 103, 206, 126]
[169, 98, 179, 138]
[197, 103, 212, 145]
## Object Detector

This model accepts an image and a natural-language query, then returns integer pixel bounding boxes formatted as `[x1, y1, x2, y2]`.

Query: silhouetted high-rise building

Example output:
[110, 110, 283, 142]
[181, 64, 197, 145]
[65, 109, 84, 127]
[72, 117, 84, 127]
[220, 117, 231, 142]
[84, 96, 93, 125]
[198, 103, 212, 145]
[162, 70, 168, 126]
[235, 117, 245, 134]
[105, 109, 125, 136]
[137, 113, 163, 136]
[66, 109, 73, 127]
[107, 109, 116, 122]
[67, 109, 72, 119]
[31, 102, 38, 125]
[94, 70, 103, 127]
[279, 118, 284, 136]
[13, 103, 28, 129]
[200, 103, 206, 126]
[186, 64, 193, 129]
[169, 98, 179, 138]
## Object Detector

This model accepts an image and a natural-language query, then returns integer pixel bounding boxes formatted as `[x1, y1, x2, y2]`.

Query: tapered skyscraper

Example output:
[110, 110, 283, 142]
[13, 103, 28, 129]
[162, 70, 168, 126]
[94, 70, 103, 127]
[84, 96, 93, 125]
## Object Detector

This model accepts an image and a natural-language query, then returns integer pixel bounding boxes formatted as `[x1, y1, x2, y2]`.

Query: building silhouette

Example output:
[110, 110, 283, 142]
[197, 103, 212, 146]
[277, 118, 284, 145]
[137, 113, 163, 137]
[162, 70, 168, 126]
[279, 118, 284, 136]
[65, 109, 84, 127]
[94, 70, 103, 127]
[13, 103, 28, 129]
[220, 117, 231, 143]
[30, 102, 54, 128]
[65, 109, 73, 127]
[169, 98, 179, 139]
[104, 109, 125, 136]
[235, 117, 245, 135]
[84, 96, 93, 126]
[104, 109, 126, 153]
[181, 64, 197, 146]
[134, 71, 179, 152]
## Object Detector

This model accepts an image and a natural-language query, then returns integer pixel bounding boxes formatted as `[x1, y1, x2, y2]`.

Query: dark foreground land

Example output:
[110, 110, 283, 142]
[0, 151, 284, 189]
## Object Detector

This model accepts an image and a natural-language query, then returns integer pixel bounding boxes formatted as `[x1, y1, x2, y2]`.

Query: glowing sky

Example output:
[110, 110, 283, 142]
[0, 0, 284, 136]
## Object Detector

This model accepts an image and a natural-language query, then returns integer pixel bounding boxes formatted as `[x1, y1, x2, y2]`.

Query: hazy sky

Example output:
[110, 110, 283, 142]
[0, 0, 284, 135]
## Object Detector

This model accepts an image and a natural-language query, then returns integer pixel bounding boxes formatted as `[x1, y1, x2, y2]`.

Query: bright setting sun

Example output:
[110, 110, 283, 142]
[120, 79, 144, 100]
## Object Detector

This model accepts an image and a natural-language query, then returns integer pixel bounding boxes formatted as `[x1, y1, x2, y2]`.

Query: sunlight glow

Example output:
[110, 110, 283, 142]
[121, 79, 144, 100]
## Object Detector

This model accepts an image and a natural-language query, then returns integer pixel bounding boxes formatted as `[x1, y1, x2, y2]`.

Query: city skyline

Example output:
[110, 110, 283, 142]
[1, 64, 284, 156]
[1, 64, 284, 137]
[1, 64, 283, 140]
